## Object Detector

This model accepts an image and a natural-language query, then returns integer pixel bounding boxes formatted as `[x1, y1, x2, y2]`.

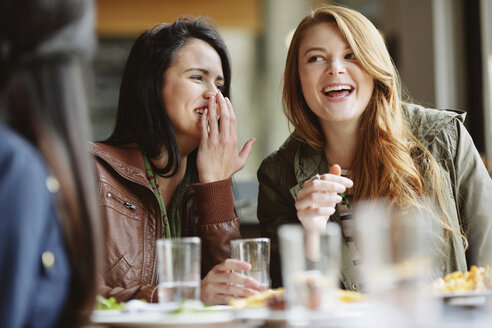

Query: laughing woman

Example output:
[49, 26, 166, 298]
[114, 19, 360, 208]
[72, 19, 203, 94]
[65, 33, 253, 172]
[257, 5, 492, 289]
[90, 18, 258, 305]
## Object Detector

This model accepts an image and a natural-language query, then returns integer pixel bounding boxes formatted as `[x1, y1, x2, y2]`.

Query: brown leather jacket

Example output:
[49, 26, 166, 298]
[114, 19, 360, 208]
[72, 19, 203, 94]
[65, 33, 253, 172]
[89, 142, 241, 302]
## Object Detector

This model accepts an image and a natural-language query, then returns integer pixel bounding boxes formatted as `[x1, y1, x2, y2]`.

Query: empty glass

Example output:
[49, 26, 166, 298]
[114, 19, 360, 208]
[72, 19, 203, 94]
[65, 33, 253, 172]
[230, 238, 270, 290]
[156, 237, 201, 304]
[278, 223, 341, 314]
[354, 200, 442, 327]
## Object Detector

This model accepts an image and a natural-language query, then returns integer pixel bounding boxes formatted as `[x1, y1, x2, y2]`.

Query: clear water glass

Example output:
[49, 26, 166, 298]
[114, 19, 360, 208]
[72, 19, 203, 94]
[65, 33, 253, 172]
[278, 222, 341, 315]
[156, 237, 201, 304]
[230, 238, 271, 290]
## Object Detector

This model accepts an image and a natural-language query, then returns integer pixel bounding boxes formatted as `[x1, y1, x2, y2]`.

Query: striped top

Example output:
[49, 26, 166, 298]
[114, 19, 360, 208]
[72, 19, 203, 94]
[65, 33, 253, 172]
[337, 169, 363, 290]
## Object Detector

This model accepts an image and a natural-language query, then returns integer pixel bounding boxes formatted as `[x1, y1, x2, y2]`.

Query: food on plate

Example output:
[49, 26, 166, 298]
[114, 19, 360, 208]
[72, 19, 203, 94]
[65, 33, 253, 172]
[170, 299, 215, 313]
[94, 295, 125, 310]
[336, 289, 364, 303]
[229, 288, 285, 309]
[228, 287, 363, 310]
[432, 265, 491, 293]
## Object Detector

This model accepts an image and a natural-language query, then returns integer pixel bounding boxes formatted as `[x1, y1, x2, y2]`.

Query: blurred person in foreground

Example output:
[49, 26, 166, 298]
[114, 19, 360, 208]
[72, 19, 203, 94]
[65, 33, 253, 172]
[90, 17, 259, 305]
[0, 0, 102, 327]
[257, 5, 492, 289]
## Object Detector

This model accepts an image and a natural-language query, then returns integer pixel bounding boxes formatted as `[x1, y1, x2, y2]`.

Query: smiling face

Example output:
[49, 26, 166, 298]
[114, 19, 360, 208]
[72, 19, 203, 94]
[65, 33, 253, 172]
[298, 22, 374, 128]
[162, 38, 224, 148]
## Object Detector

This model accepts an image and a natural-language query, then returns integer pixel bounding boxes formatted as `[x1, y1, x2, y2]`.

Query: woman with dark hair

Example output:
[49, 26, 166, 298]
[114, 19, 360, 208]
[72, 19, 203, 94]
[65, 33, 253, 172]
[0, 0, 102, 327]
[258, 5, 492, 289]
[90, 17, 258, 305]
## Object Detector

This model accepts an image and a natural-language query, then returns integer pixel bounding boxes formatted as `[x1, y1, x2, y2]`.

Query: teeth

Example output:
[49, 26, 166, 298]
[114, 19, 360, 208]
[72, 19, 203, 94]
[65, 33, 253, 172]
[324, 85, 352, 93]
[194, 109, 205, 114]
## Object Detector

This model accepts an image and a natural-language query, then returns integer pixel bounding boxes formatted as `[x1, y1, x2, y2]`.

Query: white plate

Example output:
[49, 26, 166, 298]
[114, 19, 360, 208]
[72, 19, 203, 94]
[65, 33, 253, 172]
[91, 310, 234, 327]
[234, 301, 373, 324]
[437, 290, 491, 298]
[435, 290, 491, 307]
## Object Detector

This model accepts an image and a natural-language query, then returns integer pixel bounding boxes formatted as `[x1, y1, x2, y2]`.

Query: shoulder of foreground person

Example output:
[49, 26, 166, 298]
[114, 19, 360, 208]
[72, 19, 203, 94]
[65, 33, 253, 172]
[0, 125, 70, 328]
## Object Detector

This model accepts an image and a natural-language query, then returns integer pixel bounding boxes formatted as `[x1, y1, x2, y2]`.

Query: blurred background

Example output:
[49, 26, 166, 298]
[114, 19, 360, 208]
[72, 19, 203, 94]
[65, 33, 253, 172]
[87, 0, 492, 232]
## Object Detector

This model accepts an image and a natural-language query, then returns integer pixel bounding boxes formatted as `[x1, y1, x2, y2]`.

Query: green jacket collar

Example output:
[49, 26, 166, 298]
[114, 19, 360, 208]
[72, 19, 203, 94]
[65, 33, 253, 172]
[286, 103, 466, 200]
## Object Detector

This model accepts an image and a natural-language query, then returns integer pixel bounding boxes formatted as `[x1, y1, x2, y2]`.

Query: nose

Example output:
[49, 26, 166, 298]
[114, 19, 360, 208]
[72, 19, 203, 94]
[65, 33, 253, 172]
[326, 57, 345, 76]
[203, 82, 220, 99]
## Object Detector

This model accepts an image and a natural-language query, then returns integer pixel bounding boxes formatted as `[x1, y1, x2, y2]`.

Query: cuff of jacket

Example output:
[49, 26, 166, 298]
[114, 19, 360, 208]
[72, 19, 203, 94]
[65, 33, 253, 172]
[191, 178, 235, 224]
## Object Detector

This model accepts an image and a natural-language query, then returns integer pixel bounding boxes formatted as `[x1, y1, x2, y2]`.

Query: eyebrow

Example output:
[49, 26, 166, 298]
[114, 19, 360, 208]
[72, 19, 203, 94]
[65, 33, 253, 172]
[303, 45, 352, 56]
[185, 67, 224, 81]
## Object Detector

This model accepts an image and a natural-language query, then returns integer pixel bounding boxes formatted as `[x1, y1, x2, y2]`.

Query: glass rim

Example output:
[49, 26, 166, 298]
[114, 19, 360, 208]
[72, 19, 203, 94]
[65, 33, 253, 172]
[230, 237, 270, 244]
[156, 237, 201, 245]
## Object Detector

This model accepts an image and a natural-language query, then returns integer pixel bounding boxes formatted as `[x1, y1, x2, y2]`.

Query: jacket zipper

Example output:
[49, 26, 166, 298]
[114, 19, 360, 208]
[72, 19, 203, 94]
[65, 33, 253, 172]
[106, 192, 137, 210]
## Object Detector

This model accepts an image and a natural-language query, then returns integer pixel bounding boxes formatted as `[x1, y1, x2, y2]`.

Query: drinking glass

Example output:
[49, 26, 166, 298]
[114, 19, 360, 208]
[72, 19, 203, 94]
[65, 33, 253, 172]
[278, 223, 341, 314]
[354, 200, 441, 327]
[156, 237, 201, 304]
[230, 238, 270, 290]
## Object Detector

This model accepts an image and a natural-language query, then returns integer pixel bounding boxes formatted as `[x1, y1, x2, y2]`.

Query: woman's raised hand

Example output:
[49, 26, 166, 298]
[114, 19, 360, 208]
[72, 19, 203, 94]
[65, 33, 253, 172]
[295, 164, 353, 232]
[197, 92, 255, 183]
[200, 259, 260, 305]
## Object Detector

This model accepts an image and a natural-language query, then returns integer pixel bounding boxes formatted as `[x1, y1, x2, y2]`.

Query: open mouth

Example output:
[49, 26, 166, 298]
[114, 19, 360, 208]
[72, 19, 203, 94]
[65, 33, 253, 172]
[322, 84, 354, 98]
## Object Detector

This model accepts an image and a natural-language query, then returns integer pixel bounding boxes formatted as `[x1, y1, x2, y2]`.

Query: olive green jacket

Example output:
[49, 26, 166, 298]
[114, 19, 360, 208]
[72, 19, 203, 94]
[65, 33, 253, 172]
[257, 103, 492, 290]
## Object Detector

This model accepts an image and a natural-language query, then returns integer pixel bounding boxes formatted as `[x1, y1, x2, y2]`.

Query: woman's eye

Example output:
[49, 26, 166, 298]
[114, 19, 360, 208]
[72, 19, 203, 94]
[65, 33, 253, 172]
[307, 56, 323, 63]
[191, 75, 203, 81]
[216, 84, 225, 92]
[345, 53, 356, 60]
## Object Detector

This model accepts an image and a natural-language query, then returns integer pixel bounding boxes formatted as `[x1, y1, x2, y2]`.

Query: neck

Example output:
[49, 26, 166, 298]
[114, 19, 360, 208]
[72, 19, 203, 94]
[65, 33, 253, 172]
[175, 133, 199, 159]
[151, 151, 188, 174]
[152, 154, 188, 207]
[151, 132, 197, 170]
[150, 134, 195, 206]
[320, 120, 358, 169]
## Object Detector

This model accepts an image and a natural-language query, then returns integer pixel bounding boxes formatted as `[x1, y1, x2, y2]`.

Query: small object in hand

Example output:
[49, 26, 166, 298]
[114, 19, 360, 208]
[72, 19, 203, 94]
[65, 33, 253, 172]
[329, 164, 342, 176]
[311, 174, 321, 181]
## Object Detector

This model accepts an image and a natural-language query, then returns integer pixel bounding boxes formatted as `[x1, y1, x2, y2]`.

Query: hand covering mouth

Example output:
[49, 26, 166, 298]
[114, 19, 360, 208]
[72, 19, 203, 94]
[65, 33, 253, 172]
[193, 106, 220, 120]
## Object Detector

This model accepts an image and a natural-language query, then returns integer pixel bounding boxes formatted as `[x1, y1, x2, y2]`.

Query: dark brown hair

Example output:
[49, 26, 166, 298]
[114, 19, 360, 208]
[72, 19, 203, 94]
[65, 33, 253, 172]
[105, 17, 231, 177]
